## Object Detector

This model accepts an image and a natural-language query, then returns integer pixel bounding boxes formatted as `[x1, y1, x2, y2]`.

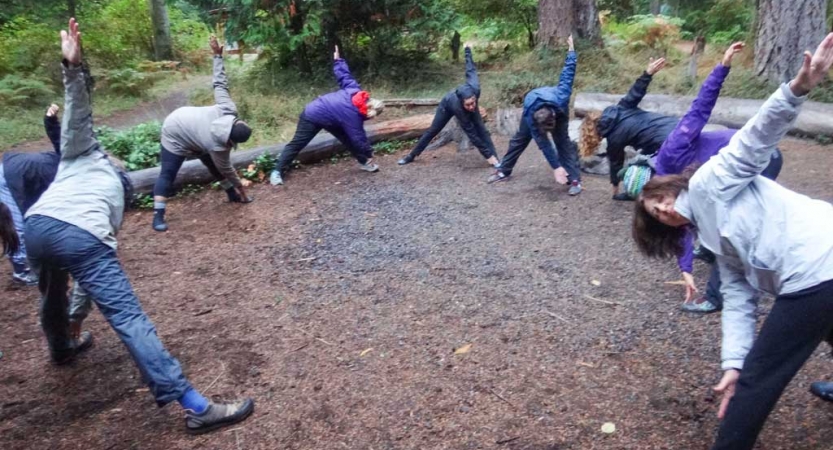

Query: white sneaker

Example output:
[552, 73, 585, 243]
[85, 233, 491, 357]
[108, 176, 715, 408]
[359, 161, 379, 172]
[269, 170, 284, 185]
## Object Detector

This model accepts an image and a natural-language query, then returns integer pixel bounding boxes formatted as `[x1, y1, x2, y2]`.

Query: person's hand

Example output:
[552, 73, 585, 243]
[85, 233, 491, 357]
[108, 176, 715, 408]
[714, 369, 741, 419]
[554, 167, 569, 185]
[60, 18, 82, 65]
[682, 272, 699, 303]
[209, 35, 223, 56]
[722, 42, 745, 67]
[567, 34, 574, 52]
[790, 32, 833, 96]
[334, 45, 340, 60]
[46, 104, 59, 117]
[646, 57, 667, 75]
[237, 187, 254, 204]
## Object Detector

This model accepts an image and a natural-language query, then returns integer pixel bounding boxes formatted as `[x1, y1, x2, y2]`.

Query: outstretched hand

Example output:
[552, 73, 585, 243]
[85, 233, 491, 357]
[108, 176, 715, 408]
[646, 57, 667, 75]
[60, 18, 82, 65]
[791, 32, 833, 96]
[209, 35, 223, 56]
[722, 42, 745, 67]
[681, 272, 698, 303]
[714, 369, 740, 419]
[334, 45, 340, 60]
[567, 34, 574, 52]
[46, 104, 60, 117]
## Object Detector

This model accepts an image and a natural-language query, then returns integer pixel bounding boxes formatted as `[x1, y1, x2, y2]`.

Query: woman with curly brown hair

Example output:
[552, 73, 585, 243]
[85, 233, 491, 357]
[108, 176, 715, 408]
[632, 33, 833, 450]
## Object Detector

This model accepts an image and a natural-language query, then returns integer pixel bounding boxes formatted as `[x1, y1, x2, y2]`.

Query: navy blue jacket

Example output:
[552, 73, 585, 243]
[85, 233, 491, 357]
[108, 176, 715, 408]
[2, 115, 62, 214]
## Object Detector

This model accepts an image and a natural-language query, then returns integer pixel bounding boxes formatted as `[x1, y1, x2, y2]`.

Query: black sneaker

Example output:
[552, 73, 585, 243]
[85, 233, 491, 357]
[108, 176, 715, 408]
[398, 155, 415, 165]
[51, 331, 93, 365]
[810, 381, 833, 402]
[612, 192, 633, 201]
[487, 171, 509, 184]
[153, 209, 168, 232]
[185, 398, 255, 435]
[12, 270, 38, 286]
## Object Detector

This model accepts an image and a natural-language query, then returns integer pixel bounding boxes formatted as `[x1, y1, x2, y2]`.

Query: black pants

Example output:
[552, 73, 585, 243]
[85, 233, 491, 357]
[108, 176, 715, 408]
[705, 149, 784, 308]
[409, 99, 496, 160]
[498, 114, 581, 182]
[276, 114, 370, 176]
[152, 146, 224, 198]
[711, 278, 833, 450]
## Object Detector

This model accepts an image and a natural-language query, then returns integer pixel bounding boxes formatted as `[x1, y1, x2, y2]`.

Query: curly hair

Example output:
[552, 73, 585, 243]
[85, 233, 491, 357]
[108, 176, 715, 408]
[632, 172, 693, 259]
[578, 110, 603, 158]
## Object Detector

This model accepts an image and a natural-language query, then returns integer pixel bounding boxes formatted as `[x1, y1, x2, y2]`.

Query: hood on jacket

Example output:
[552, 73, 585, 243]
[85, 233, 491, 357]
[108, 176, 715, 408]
[596, 105, 619, 138]
[209, 114, 237, 150]
[455, 85, 477, 101]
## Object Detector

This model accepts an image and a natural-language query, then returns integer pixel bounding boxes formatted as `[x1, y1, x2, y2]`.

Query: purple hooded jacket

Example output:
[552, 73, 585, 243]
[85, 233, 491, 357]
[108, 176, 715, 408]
[652, 64, 736, 273]
[303, 58, 372, 156]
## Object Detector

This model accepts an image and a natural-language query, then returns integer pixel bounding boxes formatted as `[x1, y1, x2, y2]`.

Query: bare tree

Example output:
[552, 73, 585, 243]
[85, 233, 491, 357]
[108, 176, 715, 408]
[755, 0, 826, 84]
[537, 0, 601, 48]
[148, 0, 174, 61]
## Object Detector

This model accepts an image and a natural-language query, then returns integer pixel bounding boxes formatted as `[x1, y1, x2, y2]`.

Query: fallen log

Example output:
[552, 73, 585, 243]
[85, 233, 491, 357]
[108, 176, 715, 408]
[574, 93, 833, 137]
[381, 98, 441, 107]
[128, 114, 435, 193]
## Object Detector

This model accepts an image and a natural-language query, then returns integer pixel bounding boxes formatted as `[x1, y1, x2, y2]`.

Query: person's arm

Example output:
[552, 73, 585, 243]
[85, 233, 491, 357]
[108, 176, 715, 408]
[717, 257, 760, 371]
[60, 19, 100, 160]
[342, 119, 374, 160]
[618, 58, 666, 109]
[44, 104, 61, 154]
[209, 150, 243, 189]
[554, 36, 577, 109]
[527, 114, 561, 170]
[209, 36, 238, 116]
[333, 46, 361, 91]
[463, 46, 479, 93]
[456, 110, 493, 151]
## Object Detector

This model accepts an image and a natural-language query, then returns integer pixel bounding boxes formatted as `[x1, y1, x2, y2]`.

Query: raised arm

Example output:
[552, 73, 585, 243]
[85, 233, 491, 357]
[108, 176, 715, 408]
[333, 46, 361, 91]
[717, 257, 760, 371]
[555, 36, 577, 103]
[44, 104, 61, 154]
[618, 58, 666, 109]
[463, 46, 480, 92]
[209, 36, 237, 116]
[60, 19, 100, 160]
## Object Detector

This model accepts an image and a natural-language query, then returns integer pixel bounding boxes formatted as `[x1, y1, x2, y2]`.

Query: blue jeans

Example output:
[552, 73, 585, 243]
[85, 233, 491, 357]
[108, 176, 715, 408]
[498, 115, 581, 181]
[24, 215, 191, 406]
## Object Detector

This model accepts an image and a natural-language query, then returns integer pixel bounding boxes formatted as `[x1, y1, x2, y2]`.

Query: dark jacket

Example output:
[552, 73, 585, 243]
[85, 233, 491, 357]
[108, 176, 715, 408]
[1, 115, 62, 214]
[440, 47, 493, 151]
[303, 58, 372, 156]
[599, 72, 678, 185]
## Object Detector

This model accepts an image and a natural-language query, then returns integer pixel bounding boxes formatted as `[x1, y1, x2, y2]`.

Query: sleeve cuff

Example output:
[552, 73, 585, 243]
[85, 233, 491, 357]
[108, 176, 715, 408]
[721, 359, 744, 371]
[780, 82, 808, 105]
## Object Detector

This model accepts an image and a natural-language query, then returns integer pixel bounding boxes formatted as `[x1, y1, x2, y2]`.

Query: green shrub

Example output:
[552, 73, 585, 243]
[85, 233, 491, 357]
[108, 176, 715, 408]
[96, 121, 162, 171]
[99, 68, 163, 97]
[0, 17, 58, 79]
[0, 75, 55, 106]
[605, 15, 683, 52]
[240, 152, 277, 181]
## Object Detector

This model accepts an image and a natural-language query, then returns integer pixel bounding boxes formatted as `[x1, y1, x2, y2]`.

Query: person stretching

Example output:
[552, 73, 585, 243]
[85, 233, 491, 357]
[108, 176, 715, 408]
[487, 35, 582, 196]
[397, 44, 500, 167]
[19, 19, 254, 434]
[152, 35, 253, 232]
[631, 33, 833, 450]
[269, 46, 384, 186]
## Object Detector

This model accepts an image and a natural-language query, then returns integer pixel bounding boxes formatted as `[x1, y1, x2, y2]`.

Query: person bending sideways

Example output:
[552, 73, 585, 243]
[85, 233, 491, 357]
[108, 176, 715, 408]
[16, 19, 254, 434]
[152, 35, 253, 232]
[631, 33, 833, 450]
[398, 44, 500, 168]
[269, 46, 384, 186]
[488, 35, 582, 196]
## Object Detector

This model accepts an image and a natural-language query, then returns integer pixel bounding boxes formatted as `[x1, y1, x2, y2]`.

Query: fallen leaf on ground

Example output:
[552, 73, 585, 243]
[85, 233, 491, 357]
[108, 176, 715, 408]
[454, 344, 472, 354]
[247, 164, 256, 172]
[360, 348, 373, 357]
[591, 280, 601, 286]
[601, 422, 616, 434]
[241, 179, 253, 187]
[576, 361, 595, 368]
[664, 280, 687, 285]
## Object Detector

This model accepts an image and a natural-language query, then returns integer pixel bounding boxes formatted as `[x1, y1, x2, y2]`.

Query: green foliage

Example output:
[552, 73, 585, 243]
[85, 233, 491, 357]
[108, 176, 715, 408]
[0, 17, 59, 78]
[241, 152, 277, 181]
[604, 15, 683, 52]
[682, 0, 752, 44]
[0, 75, 55, 106]
[133, 193, 155, 210]
[453, 0, 537, 49]
[99, 68, 163, 97]
[372, 139, 417, 155]
[96, 121, 162, 171]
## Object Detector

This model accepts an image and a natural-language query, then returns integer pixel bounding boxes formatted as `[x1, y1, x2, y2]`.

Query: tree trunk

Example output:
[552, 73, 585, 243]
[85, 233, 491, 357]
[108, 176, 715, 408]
[686, 35, 706, 83]
[67, 0, 76, 19]
[451, 31, 461, 62]
[538, 0, 601, 48]
[650, 0, 660, 14]
[148, 0, 174, 60]
[754, 0, 826, 84]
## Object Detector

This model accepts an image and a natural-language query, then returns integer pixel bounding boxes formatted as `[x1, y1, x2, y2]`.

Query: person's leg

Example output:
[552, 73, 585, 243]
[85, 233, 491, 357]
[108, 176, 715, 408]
[711, 280, 833, 450]
[151, 146, 186, 232]
[809, 327, 833, 401]
[704, 263, 724, 309]
[492, 118, 533, 179]
[552, 116, 582, 195]
[401, 102, 454, 163]
[273, 114, 322, 183]
[196, 153, 240, 202]
[326, 127, 374, 168]
[68, 283, 92, 339]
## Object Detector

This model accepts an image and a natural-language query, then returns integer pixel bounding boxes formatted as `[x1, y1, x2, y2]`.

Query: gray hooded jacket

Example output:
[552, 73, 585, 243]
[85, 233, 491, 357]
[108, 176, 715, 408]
[675, 83, 833, 371]
[161, 56, 242, 188]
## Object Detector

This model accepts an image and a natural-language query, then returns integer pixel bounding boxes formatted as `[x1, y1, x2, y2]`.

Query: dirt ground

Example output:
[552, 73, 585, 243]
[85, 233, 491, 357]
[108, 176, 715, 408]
[1, 137, 832, 450]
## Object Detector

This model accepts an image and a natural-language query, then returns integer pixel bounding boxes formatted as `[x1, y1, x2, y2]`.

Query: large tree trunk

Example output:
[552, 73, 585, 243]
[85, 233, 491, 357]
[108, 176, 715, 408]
[537, 0, 602, 48]
[754, 0, 826, 84]
[148, 0, 174, 60]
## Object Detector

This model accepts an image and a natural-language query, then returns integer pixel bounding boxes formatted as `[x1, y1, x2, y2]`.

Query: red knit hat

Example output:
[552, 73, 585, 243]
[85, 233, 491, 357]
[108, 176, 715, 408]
[352, 91, 370, 116]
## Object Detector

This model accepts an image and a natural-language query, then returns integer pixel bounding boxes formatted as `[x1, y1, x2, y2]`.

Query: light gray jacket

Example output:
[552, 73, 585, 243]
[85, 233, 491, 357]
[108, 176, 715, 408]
[675, 83, 833, 370]
[26, 63, 125, 249]
[160, 56, 242, 188]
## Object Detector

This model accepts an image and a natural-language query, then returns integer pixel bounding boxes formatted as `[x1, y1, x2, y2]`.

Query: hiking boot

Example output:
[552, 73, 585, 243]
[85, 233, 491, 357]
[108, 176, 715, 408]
[225, 187, 242, 203]
[694, 245, 716, 264]
[487, 171, 509, 184]
[397, 155, 414, 165]
[810, 381, 833, 402]
[269, 170, 284, 186]
[153, 209, 168, 232]
[12, 270, 38, 286]
[681, 298, 719, 314]
[359, 161, 379, 172]
[185, 398, 255, 435]
[612, 192, 633, 201]
[51, 331, 93, 365]
[568, 180, 583, 196]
